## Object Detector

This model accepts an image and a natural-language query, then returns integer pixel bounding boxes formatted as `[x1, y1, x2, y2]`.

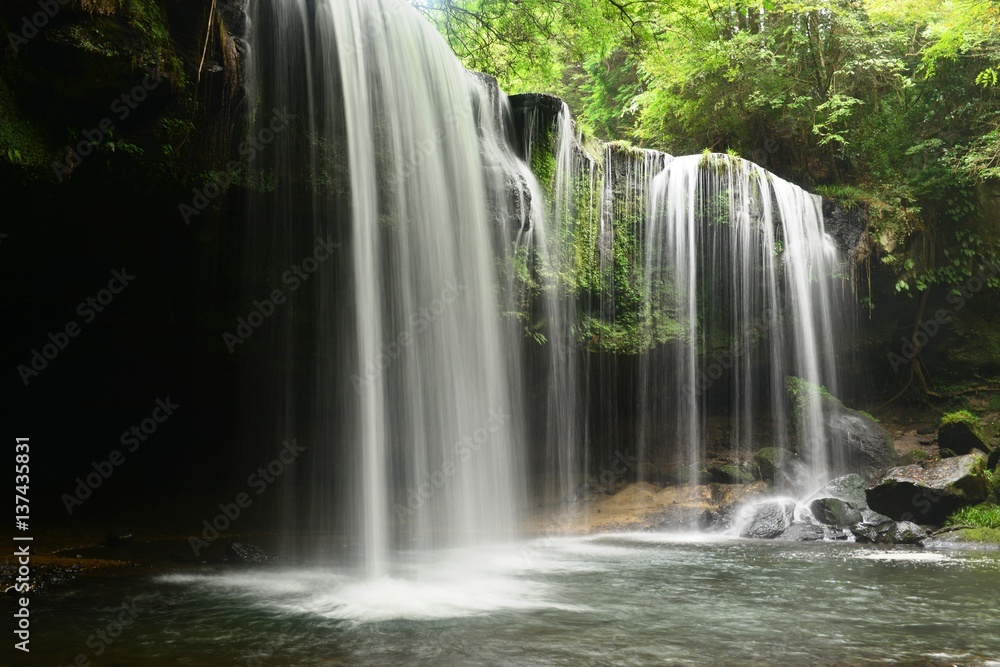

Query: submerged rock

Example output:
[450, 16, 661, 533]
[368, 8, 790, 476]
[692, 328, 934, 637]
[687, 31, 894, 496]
[938, 420, 991, 456]
[866, 453, 991, 525]
[740, 500, 796, 539]
[226, 542, 270, 565]
[104, 527, 134, 547]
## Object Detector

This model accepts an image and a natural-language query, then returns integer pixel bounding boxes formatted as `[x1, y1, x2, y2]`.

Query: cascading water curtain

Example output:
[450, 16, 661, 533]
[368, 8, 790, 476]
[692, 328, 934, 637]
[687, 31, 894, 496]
[245, 0, 528, 576]
[641, 154, 847, 492]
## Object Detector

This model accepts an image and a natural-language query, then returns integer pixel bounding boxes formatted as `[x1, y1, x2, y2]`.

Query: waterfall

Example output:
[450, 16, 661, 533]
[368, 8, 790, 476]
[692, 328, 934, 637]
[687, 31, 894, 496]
[242, 0, 852, 567]
[639, 154, 846, 492]
[245, 0, 529, 575]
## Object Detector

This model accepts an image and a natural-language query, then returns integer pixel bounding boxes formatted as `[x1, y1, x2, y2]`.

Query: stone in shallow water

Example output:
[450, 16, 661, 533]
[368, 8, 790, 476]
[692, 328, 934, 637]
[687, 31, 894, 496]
[880, 521, 927, 545]
[226, 542, 269, 565]
[778, 522, 827, 541]
[866, 453, 990, 525]
[740, 500, 796, 539]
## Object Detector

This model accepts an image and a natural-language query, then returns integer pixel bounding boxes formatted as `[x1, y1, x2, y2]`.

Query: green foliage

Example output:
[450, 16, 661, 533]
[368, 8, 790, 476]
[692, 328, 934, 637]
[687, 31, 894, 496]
[427, 0, 1000, 303]
[944, 504, 1000, 530]
[0, 76, 50, 173]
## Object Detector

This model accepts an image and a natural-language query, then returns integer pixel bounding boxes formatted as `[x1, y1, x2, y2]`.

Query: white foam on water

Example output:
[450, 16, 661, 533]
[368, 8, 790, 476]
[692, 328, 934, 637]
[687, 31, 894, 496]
[851, 551, 957, 563]
[158, 544, 594, 622]
[594, 531, 736, 545]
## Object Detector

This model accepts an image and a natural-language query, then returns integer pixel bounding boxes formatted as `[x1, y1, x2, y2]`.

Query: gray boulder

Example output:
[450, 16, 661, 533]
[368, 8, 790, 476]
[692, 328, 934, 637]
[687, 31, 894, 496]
[740, 500, 796, 539]
[827, 409, 898, 482]
[880, 521, 927, 545]
[786, 378, 896, 482]
[810, 497, 863, 527]
[807, 474, 891, 525]
[866, 452, 991, 525]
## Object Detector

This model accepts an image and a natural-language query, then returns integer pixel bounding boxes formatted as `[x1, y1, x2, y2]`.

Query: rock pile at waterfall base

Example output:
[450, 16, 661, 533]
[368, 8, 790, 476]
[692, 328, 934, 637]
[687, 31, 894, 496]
[727, 473, 933, 545]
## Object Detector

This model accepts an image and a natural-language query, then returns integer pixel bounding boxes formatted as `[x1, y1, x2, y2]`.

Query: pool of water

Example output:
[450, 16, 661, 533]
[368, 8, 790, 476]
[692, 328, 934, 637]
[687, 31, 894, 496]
[21, 534, 1000, 666]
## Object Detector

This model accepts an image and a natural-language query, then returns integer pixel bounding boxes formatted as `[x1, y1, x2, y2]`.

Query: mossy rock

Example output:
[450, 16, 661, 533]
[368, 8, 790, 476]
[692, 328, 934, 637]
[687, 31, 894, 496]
[809, 497, 863, 527]
[706, 463, 755, 485]
[866, 452, 991, 525]
[939, 411, 991, 456]
[752, 447, 793, 483]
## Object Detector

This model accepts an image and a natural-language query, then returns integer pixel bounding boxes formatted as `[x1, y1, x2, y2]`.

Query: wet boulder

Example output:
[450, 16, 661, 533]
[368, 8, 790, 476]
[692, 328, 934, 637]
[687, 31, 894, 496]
[880, 521, 927, 545]
[778, 522, 827, 542]
[740, 500, 796, 539]
[786, 378, 897, 482]
[827, 409, 897, 482]
[866, 453, 991, 525]
[810, 497, 863, 527]
[807, 474, 890, 525]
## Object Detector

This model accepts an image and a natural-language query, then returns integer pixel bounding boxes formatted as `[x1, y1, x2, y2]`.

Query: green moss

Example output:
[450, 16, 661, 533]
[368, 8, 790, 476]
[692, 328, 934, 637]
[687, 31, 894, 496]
[941, 409, 984, 436]
[959, 527, 1000, 544]
[531, 147, 556, 199]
